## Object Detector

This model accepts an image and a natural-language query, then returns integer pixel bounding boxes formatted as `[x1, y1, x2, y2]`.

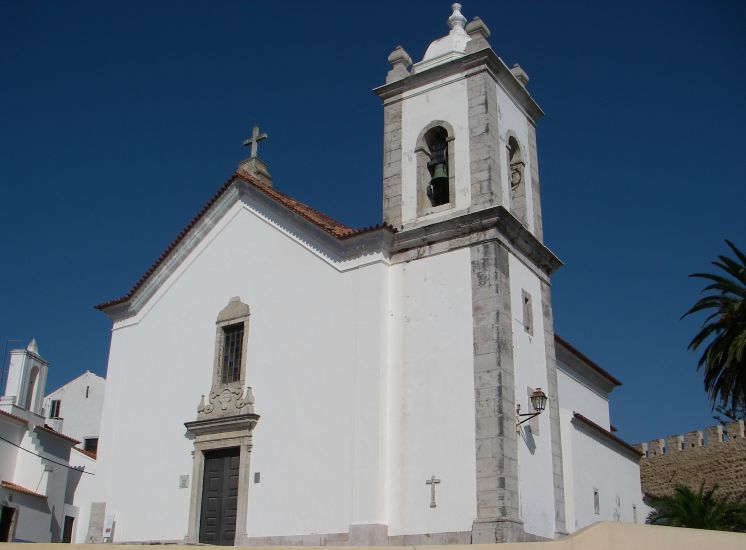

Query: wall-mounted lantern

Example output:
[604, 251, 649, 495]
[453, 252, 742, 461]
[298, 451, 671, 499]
[516, 387, 548, 432]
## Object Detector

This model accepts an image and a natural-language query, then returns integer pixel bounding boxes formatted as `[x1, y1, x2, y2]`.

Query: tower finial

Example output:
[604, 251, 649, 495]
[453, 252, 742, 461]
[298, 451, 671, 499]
[448, 3, 467, 33]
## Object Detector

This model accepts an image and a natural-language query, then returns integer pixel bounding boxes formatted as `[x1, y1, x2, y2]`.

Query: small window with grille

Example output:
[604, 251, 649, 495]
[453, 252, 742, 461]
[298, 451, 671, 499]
[221, 323, 244, 384]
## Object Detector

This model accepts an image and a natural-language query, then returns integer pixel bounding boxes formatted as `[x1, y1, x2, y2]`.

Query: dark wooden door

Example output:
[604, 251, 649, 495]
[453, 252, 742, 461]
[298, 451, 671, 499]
[199, 447, 240, 545]
[0, 506, 14, 542]
[62, 516, 75, 543]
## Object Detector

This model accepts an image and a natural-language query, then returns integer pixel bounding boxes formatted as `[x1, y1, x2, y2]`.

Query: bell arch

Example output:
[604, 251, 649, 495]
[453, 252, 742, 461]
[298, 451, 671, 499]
[415, 120, 456, 216]
[506, 134, 527, 226]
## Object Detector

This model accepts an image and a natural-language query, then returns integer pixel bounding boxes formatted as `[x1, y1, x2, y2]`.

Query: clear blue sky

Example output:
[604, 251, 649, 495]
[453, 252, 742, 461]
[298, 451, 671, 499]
[1, 1, 744, 444]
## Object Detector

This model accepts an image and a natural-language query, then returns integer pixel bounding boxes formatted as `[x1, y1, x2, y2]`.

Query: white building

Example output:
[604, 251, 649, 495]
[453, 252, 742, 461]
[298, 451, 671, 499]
[89, 4, 646, 545]
[0, 339, 94, 543]
[43, 371, 105, 456]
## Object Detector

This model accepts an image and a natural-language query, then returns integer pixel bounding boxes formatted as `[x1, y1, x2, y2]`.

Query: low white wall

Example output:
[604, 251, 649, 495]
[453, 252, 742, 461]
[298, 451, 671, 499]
[561, 409, 646, 532]
[6, 521, 745, 550]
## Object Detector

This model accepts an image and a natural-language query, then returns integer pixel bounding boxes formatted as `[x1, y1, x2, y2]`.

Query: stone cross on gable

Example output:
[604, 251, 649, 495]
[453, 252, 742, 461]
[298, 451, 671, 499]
[243, 125, 267, 159]
[425, 474, 441, 508]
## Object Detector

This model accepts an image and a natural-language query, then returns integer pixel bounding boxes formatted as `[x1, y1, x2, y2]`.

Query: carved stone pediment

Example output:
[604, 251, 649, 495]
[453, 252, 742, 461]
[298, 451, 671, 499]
[197, 384, 255, 420]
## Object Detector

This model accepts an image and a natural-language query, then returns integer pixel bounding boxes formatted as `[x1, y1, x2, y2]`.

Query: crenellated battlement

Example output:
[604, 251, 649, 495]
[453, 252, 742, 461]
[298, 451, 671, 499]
[636, 420, 746, 500]
[635, 420, 745, 457]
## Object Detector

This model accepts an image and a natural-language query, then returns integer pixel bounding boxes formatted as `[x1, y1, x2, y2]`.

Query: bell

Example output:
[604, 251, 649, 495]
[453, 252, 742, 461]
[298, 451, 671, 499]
[427, 162, 449, 205]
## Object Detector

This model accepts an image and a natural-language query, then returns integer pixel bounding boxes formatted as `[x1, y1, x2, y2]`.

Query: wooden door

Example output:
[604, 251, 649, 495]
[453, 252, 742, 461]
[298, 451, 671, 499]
[0, 506, 15, 542]
[199, 447, 240, 545]
[62, 516, 75, 543]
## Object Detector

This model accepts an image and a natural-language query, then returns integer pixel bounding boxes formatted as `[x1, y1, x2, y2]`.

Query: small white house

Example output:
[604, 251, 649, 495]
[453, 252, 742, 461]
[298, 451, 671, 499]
[0, 339, 92, 542]
[43, 371, 105, 456]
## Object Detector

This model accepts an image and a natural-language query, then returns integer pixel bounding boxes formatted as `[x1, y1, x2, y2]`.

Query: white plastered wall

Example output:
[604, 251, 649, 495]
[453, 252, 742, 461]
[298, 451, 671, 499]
[509, 253, 555, 539]
[560, 409, 646, 532]
[386, 248, 476, 536]
[556, 369, 611, 430]
[495, 82, 535, 233]
[43, 372, 105, 445]
[400, 75, 471, 226]
[69, 448, 97, 543]
[94, 200, 389, 542]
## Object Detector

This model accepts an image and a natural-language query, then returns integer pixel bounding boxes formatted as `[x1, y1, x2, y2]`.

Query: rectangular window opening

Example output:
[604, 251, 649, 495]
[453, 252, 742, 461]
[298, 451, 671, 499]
[50, 399, 61, 419]
[84, 438, 99, 455]
[221, 323, 244, 384]
[521, 290, 533, 335]
[86, 385, 90, 398]
[593, 488, 600, 514]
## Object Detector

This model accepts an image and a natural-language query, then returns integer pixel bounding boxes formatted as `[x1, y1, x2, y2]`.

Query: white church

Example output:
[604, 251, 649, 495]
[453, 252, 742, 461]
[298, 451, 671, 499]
[89, 4, 646, 545]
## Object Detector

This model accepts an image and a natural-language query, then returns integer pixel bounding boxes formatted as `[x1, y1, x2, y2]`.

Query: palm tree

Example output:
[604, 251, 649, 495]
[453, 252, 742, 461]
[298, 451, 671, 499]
[683, 240, 746, 412]
[645, 484, 746, 531]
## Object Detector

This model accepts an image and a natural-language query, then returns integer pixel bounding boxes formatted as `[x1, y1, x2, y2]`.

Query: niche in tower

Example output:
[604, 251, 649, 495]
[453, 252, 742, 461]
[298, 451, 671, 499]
[507, 136, 527, 226]
[416, 121, 455, 216]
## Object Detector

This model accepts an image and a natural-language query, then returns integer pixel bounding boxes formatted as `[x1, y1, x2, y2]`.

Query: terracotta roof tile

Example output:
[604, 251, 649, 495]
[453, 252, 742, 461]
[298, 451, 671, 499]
[37, 425, 80, 445]
[1, 481, 47, 499]
[0, 409, 28, 425]
[74, 447, 97, 460]
[96, 172, 394, 311]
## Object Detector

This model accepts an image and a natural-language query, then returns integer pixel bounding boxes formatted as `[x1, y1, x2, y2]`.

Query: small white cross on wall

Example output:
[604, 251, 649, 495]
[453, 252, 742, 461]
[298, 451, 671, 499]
[425, 474, 441, 508]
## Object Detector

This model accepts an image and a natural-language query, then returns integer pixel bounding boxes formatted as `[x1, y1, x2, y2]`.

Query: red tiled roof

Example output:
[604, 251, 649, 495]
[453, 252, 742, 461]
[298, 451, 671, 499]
[37, 425, 80, 445]
[573, 412, 642, 458]
[0, 409, 28, 425]
[554, 334, 622, 387]
[74, 447, 97, 460]
[96, 172, 394, 311]
[1, 481, 47, 499]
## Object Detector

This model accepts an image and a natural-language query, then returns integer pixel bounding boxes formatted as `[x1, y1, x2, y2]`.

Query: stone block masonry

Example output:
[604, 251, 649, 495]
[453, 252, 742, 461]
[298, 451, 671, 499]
[636, 420, 746, 501]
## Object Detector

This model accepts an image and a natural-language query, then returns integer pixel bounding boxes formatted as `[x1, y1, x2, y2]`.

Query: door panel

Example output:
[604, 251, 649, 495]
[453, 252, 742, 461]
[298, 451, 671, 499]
[199, 447, 240, 545]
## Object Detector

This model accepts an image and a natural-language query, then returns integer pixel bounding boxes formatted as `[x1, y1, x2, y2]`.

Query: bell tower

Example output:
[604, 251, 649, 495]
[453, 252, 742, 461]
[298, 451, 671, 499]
[376, 4, 566, 544]
[0, 339, 48, 418]
[375, 3, 545, 239]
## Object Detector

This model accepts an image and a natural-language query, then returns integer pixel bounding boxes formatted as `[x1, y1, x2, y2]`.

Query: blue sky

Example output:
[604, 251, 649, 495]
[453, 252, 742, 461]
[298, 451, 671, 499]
[1, 1, 744, 444]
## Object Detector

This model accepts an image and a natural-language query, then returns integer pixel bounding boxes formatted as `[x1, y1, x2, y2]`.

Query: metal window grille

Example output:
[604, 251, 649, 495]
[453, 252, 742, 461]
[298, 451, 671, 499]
[50, 399, 61, 418]
[221, 324, 244, 384]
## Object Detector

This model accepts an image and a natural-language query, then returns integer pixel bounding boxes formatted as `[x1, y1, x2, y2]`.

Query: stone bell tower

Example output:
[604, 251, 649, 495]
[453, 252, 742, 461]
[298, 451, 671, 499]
[376, 4, 566, 543]
[375, 3, 545, 240]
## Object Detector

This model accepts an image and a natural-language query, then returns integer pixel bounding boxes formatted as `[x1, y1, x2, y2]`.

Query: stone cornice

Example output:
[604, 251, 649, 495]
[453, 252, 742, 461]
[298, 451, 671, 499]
[184, 413, 260, 438]
[392, 206, 562, 277]
[374, 48, 544, 124]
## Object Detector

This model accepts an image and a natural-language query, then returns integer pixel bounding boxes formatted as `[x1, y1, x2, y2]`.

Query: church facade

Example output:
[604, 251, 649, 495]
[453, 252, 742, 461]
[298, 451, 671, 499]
[89, 4, 646, 544]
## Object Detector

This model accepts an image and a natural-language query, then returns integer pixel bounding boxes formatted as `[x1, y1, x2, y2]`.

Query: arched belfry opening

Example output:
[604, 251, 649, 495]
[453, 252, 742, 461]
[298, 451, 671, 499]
[425, 127, 449, 206]
[507, 136, 527, 226]
[416, 121, 456, 215]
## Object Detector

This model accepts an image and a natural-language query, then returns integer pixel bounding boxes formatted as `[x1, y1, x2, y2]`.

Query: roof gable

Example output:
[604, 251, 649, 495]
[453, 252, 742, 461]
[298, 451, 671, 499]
[96, 172, 394, 320]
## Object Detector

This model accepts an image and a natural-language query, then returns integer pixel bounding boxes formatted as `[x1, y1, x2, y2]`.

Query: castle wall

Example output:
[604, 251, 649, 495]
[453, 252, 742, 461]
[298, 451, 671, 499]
[637, 420, 746, 501]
